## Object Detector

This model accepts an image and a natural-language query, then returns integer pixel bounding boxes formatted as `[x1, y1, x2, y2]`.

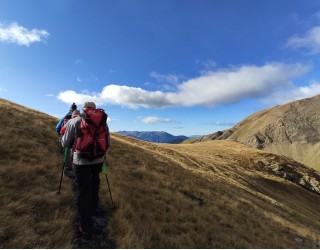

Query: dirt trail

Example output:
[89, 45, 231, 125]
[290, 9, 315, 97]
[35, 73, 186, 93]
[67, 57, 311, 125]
[60, 166, 115, 248]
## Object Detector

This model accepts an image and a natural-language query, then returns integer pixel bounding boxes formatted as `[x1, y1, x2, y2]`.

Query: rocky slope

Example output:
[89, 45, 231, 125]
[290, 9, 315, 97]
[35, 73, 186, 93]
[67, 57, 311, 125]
[187, 94, 320, 172]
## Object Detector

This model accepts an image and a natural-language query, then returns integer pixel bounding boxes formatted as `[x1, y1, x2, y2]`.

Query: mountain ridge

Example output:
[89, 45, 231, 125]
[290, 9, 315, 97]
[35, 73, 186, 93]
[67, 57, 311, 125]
[185, 94, 320, 172]
[116, 130, 189, 143]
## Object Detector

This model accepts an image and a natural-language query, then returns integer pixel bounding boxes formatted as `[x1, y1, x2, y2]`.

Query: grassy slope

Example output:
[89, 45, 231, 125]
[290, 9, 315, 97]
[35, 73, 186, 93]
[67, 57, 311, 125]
[1, 98, 320, 248]
[0, 99, 75, 248]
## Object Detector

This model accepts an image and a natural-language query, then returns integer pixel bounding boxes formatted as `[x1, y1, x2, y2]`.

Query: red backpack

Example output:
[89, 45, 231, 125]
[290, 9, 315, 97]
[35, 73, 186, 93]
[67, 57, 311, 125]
[74, 108, 110, 160]
[59, 113, 72, 135]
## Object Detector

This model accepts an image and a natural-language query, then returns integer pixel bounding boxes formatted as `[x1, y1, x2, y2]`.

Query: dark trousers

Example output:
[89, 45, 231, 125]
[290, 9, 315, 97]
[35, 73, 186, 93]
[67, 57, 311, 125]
[74, 163, 103, 233]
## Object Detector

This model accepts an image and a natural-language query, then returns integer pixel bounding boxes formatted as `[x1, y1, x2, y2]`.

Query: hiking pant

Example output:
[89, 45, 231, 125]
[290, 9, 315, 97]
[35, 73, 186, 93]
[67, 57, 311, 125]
[74, 163, 103, 234]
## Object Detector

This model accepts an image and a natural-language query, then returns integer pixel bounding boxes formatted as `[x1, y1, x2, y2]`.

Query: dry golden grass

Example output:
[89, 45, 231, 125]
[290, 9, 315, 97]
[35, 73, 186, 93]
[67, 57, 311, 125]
[1, 98, 320, 248]
[107, 135, 320, 248]
[0, 99, 76, 248]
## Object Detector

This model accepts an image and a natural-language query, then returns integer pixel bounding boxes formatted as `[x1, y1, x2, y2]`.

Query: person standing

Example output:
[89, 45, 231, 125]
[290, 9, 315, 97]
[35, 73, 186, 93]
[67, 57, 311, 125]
[61, 102, 111, 240]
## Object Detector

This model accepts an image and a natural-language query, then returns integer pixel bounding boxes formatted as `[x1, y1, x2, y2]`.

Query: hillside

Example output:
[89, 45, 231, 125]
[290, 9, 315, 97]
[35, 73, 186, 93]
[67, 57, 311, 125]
[1, 98, 320, 248]
[116, 130, 188, 143]
[186, 94, 320, 172]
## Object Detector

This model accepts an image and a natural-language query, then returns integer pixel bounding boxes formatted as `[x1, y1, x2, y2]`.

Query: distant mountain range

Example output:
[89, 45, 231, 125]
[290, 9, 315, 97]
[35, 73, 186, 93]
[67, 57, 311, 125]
[116, 131, 189, 143]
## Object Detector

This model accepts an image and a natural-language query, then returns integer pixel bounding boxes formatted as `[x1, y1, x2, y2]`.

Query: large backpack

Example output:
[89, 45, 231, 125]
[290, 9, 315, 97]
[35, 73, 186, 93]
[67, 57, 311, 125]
[74, 108, 109, 160]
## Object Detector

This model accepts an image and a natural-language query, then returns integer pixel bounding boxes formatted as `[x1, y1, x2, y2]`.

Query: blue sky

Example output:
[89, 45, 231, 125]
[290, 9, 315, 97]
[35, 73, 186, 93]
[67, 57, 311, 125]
[1, 0, 320, 136]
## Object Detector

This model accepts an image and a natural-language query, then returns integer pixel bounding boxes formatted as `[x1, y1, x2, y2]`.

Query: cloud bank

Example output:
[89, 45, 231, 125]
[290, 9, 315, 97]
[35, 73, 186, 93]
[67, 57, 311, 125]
[0, 22, 49, 46]
[58, 62, 310, 108]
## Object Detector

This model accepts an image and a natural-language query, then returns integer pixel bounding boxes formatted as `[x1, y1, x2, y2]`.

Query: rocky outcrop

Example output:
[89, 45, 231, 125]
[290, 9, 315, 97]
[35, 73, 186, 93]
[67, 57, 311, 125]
[256, 158, 320, 194]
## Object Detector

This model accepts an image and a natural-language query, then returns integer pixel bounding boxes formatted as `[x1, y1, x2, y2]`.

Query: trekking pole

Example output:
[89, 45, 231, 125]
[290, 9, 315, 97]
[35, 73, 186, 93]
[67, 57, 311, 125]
[57, 147, 70, 195]
[103, 162, 114, 208]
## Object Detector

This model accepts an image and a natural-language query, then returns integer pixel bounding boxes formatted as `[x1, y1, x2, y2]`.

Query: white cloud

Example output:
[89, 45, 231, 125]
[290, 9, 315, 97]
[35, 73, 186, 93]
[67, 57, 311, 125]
[58, 90, 102, 105]
[107, 117, 119, 123]
[150, 71, 184, 84]
[262, 81, 320, 105]
[285, 25, 320, 54]
[203, 59, 217, 69]
[141, 116, 173, 124]
[45, 94, 54, 97]
[197, 59, 217, 75]
[170, 62, 307, 107]
[58, 62, 310, 108]
[76, 76, 99, 83]
[0, 22, 49, 46]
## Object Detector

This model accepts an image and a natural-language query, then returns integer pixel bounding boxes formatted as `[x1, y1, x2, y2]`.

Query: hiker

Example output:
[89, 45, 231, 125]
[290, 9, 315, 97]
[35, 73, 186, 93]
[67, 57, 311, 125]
[60, 109, 81, 178]
[60, 109, 80, 136]
[56, 103, 77, 155]
[56, 102, 77, 135]
[61, 102, 111, 240]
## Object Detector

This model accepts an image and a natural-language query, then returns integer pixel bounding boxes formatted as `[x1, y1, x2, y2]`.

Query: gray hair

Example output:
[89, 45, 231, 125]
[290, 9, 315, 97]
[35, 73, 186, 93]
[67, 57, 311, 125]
[82, 102, 96, 109]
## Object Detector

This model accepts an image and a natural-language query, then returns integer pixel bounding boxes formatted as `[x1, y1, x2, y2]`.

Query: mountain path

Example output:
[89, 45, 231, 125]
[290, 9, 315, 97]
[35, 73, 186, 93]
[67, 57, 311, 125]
[61, 163, 116, 249]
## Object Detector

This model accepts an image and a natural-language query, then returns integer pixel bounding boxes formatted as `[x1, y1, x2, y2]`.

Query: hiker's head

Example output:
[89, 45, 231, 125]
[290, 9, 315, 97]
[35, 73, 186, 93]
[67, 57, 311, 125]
[82, 102, 96, 110]
[72, 110, 80, 118]
[70, 102, 77, 111]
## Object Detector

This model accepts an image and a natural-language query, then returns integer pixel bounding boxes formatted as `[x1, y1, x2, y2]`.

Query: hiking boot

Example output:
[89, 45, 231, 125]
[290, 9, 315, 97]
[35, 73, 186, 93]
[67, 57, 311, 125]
[64, 166, 75, 178]
[64, 171, 75, 178]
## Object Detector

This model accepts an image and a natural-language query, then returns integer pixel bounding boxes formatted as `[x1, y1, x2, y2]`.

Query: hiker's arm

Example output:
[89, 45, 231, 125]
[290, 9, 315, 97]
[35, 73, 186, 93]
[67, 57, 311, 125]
[56, 118, 65, 134]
